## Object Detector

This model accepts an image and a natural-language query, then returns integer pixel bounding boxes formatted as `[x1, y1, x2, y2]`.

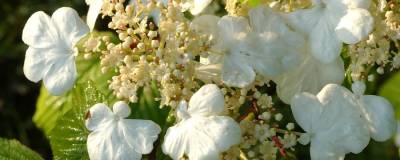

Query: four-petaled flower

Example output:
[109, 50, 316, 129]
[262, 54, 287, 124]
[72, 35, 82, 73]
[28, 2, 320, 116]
[291, 83, 396, 159]
[22, 7, 89, 95]
[162, 84, 241, 160]
[86, 101, 161, 160]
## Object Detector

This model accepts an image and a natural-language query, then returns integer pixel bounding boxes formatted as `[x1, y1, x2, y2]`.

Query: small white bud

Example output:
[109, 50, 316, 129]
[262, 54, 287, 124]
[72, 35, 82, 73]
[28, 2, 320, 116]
[286, 123, 295, 130]
[148, 31, 158, 39]
[115, 3, 124, 11]
[274, 113, 283, 121]
[261, 112, 271, 120]
[102, 36, 110, 42]
[101, 67, 108, 74]
[137, 43, 145, 50]
[368, 74, 375, 82]
[119, 32, 128, 40]
[84, 53, 92, 59]
[247, 151, 255, 158]
[151, 40, 159, 48]
[377, 67, 384, 74]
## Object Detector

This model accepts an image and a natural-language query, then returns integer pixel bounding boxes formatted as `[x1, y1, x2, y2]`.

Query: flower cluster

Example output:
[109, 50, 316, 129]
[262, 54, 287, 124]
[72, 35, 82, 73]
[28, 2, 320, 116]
[21, 0, 399, 159]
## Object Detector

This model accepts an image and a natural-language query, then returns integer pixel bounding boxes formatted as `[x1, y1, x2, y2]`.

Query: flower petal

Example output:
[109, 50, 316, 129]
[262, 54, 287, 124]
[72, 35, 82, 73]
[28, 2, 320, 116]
[316, 84, 359, 129]
[250, 6, 306, 48]
[163, 116, 241, 160]
[221, 53, 255, 88]
[194, 63, 222, 84]
[87, 129, 119, 160]
[275, 55, 344, 104]
[190, 0, 213, 15]
[290, 92, 323, 133]
[120, 119, 161, 154]
[190, 15, 220, 41]
[310, 16, 343, 63]
[248, 7, 304, 77]
[87, 127, 142, 160]
[23, 47, 47, 82]
[335, 8, 374, 44]
[310, 136, 345, 160]
[217, 16, 250, 45]
[85, 103, 113, 131]
[162, 122, 189, 160]
[186, 117, 240, 160]
[86, 0, 103, 30]
[113, 101, 131, 118]
[22, 11, 56, 48]
[283, 7, 321, 35]
[52, 7, 89, 47]
[204, 116, 241, 151]
[188, 84, 224, 116]
[316, 84, 370, 154]
[361, 95, 396, 141]
[42, 53, 77, 95]
[241, 34, 287, 77]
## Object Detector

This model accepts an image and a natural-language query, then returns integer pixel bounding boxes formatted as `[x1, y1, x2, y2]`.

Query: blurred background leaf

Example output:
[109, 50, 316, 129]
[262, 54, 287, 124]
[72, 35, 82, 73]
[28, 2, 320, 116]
[0, 138, 44, 160]
[380, 72, 400, 119]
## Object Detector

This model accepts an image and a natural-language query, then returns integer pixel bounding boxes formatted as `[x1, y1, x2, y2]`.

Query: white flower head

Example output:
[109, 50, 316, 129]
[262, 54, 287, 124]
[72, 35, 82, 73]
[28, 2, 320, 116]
[285, 0, 374, 63]
[86, 101, 161, 160]
[291, 83, 396, 159]
[22, 7, 89, 95]
[162, 84, 241, 160]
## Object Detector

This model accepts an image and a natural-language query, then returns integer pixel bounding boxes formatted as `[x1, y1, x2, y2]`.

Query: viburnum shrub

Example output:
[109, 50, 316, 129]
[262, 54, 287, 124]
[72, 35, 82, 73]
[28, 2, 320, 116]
[19, 0, 400, 159]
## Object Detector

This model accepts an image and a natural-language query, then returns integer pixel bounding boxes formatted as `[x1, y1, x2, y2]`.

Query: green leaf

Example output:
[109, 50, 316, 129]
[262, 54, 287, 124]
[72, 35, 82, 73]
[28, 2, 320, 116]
[128, 83, 173, 160]
[33, 87, 73, 135]
[379, 72, 400, 119]
[240, 0, 261, 7]
[33, 32, 117, 135]
[0, 138, 44, 160]
[48, 81, 108, 160]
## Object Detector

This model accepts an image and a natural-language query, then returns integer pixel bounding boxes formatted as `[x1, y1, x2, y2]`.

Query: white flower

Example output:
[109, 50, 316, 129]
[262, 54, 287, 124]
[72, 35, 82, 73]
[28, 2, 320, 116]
[285, 0, 374, 63]
[192, 7, 301, 87]
[162, 84, 241, 160]
[291, 83, 396, 159]
[86, 101, 161, 160]
[86, 0, 104, 30]
[181, 0, 213, 15]
[22, 7, 89, 95]
[249, 5, 346, 104]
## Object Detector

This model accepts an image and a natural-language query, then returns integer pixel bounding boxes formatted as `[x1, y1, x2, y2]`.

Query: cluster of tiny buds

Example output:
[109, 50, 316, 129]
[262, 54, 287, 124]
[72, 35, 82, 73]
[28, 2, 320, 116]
[218, 81, 298, 159]
[349, 1, 400, 81]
